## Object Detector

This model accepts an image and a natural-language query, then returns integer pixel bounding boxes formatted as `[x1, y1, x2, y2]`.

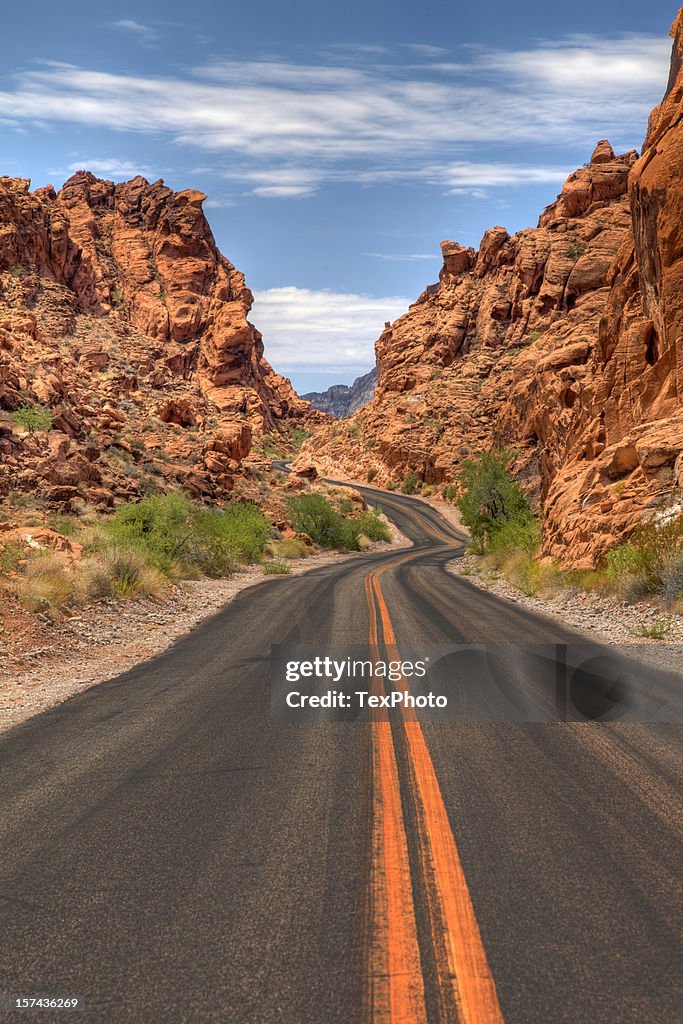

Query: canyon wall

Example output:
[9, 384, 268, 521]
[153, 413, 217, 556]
[301, 12, 683, 567]
[0, 173, 315, 507]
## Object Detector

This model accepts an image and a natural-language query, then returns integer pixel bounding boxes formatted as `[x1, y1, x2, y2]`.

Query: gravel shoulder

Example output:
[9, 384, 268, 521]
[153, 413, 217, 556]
[447, 551, 683, 646]
[0, 517, 411, 733]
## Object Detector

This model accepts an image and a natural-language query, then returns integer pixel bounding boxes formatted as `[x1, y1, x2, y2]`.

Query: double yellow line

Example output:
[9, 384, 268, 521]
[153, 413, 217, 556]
[363, 559, 504, 1024]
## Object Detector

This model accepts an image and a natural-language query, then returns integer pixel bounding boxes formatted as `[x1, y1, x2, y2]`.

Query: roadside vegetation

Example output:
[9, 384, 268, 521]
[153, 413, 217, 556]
[450, 450, 683, 622]
[288, 492, 390, 550]
[257, 424, 311, 459]
[2, 488, 391, 616]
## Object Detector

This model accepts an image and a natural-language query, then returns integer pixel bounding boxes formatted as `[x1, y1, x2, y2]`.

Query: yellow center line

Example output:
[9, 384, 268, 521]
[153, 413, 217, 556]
[364, 575, 428, 1023]
[369, 570, 505, 1024]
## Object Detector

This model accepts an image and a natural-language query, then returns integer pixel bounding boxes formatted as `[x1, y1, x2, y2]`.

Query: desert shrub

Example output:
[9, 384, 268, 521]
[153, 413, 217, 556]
[76, 558, 115, 601]
[401, 472, 420, 495]
[99, 548, 166, 598]
[501, 552, 562, 596]
[16, 554, 77, 611]
[566, 241, 587, 258]
[442, 483, 459, 501]
[262, 560, 292, 575]
[102, 493, 270, 576]
[192, 501, 270, 567]
[266, 538, 311, 560]
[47, 514, 79, 538]
[606, 514, 683, 599]
[357, 507, 390, 543]
[662, 553, 683, 607]
[635, 619, 672, 640]
[106, 492, 191, 574]
[288, 493, 358, 549]
[0, 543, 22, 575]
[366, 468, 378, 482]
[487, 518, 540, 555]
[12, 403, 53, 434]
[456, 450, 533, 547]
[288, 494, 388, 550]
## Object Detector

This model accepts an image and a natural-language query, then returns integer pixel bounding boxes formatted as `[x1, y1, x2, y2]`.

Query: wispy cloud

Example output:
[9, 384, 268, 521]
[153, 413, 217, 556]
[251, 287, 410, 370]
[364, 252, 438, 261]
[66, 157, 154, 179]
[0, 32, 669, 197]
[203, 196, 235, 208]
[399, 43, 449, 57]
[109, 20, 158, 46]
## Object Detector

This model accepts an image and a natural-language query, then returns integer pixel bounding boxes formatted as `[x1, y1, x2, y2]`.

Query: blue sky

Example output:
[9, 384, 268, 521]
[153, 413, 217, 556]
[0, 1, 676, 391]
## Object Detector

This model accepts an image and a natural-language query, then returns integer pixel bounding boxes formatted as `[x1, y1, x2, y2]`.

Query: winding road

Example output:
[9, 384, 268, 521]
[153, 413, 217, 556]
[0, 484, 681, 1022]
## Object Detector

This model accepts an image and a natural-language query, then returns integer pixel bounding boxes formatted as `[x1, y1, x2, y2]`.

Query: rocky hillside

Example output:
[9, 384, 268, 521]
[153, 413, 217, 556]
[299, 11, 683, 568]
[0, 172, 316, 510]
[303, 367, 377, 418]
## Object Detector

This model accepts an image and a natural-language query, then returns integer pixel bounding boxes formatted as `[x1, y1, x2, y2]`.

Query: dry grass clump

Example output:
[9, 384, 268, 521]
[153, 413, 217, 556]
[98, 548, 166, 599]
[14, 548, 167, 613]
[16, 554, 78, 612]
[265, 537, 312, 560]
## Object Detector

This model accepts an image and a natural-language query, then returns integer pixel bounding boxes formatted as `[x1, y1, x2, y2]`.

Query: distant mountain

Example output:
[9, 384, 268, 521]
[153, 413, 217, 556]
[303, 367, 377, 418]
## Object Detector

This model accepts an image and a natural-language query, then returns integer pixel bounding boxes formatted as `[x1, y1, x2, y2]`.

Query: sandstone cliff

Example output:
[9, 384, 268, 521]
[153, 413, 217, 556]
[0, 173, 314, 508]
[300, 11, 683, 567]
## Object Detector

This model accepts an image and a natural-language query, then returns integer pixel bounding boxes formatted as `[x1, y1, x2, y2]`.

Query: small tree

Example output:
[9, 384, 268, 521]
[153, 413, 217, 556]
[12, 403, 53, 434]
[456, 450, 532, 546]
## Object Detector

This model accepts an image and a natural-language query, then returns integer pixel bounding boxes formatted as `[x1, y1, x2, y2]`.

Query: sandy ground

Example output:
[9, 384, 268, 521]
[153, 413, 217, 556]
[0, 518, 411, 733]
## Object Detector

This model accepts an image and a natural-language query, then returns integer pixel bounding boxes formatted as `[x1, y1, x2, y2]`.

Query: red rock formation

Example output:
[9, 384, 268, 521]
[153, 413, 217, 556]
[537, 9, 683, 564]
[0, 173, 316, 507]
[299, 9, 683, 567]
[301, 145, 636, 494]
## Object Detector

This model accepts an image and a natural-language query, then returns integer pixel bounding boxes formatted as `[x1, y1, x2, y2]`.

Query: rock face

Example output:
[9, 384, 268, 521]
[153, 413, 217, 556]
[0, 173, 315, 507]
[303, 367, 377, 418]
[299, 10, 683, 566]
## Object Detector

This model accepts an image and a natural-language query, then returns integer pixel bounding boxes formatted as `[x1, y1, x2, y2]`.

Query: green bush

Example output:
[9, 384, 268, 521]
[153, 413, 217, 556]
[487, 518, 540, 555]
[456, 450, 533, 547]
[288, 493, 358, 549]
[442, 483, 459, 501]
[606, 514, 683, 600]
[357, 507, 390, 543]
[288, 493, 388, 551]
[401, 472, 420, 495]
[95, 492, 271, 578]
[12, 403, 53, 434]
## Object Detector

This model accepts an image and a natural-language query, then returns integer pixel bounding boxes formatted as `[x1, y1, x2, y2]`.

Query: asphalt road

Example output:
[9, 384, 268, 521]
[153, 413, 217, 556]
[0, 485, 681, 1023]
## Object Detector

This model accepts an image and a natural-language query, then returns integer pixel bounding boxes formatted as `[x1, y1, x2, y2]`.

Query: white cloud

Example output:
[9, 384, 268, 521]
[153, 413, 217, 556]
[0, 33, 670, 197]
[399, 44, 449, 57]
[492, 34, 668, 91]
[232, 166, 325, 198]
[67, 157, 153, 179]
[109, 20, 158, 45]
[251, 287, 410, 370]
[365, 252, 438, 261]
[203, 196, 235, 208]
